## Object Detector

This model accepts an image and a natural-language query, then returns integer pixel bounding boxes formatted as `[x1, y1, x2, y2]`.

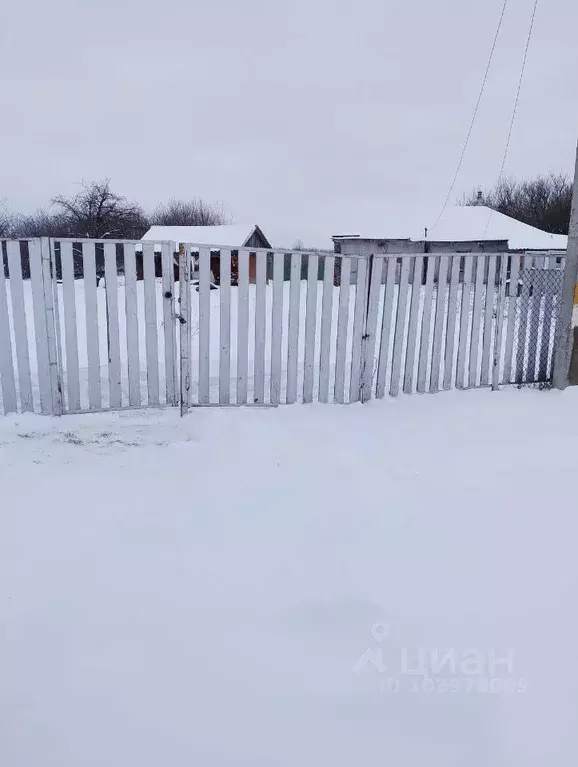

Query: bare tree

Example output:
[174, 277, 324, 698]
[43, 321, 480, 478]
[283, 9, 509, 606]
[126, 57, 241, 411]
[12, 209, 71, 238]
[0, 200, 14, 237]
[464, 174, 572, 234]
[149, 198, 228, 227]
[51, 179, 148, 239]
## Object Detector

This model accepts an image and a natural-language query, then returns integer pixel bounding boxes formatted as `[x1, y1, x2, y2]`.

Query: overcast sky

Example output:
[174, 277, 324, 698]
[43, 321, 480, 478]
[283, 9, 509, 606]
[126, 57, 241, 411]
[1, 0, 576, 247]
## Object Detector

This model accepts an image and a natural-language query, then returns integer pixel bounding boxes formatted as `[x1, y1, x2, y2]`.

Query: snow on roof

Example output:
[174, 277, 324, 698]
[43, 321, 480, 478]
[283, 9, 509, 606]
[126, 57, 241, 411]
[141, 224, 261, 248]
[333, 205, 568, 251]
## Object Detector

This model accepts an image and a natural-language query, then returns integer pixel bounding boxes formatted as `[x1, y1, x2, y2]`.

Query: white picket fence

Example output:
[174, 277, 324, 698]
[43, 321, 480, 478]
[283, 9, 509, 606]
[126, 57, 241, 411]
[0, 237, 566, 415]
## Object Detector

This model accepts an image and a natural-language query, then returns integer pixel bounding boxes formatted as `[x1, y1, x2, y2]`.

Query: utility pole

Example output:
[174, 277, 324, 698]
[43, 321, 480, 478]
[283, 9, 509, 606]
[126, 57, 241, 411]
[553, 142, 578, 389]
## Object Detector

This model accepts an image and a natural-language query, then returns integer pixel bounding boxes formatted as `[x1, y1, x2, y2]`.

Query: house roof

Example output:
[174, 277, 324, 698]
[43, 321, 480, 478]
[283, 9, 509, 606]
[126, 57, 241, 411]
[332, 205, 568, 251]
[141, 224, 268, 248]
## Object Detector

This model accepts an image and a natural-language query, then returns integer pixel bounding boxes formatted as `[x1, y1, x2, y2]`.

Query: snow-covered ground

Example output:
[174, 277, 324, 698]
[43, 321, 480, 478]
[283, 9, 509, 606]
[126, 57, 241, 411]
[1, 388, 577, 766]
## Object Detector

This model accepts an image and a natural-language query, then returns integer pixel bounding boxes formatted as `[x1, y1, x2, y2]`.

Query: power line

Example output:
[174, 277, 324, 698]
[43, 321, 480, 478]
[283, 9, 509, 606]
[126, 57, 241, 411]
[429, 0, 509, 234]
[483, 0, 540, 236]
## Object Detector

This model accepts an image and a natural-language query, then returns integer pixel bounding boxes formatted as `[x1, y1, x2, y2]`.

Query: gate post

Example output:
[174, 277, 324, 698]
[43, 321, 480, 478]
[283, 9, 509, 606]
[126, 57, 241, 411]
[553, 142, 578, 389]
[178, 243, 191, 415]
[40, 237, 63, 415]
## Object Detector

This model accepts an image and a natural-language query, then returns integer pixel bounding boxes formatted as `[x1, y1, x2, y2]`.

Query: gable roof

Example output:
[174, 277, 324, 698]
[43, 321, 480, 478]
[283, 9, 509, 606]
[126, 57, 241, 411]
[333, 205, 568, 251]
[141, 224, 269, 248]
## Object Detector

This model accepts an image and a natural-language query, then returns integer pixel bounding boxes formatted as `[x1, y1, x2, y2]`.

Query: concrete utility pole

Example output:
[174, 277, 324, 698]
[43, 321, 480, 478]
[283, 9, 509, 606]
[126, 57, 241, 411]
[553, 142, 578, 389]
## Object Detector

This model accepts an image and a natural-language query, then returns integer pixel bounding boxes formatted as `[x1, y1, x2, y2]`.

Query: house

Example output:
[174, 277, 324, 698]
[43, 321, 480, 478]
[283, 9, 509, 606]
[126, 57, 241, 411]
[332, 205, 568, 283]
[140, 224, 272, 284]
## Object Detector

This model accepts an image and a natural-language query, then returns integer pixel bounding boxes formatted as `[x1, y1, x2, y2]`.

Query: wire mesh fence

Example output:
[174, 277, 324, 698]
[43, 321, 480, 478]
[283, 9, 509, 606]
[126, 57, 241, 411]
[511, 267, 564, 385]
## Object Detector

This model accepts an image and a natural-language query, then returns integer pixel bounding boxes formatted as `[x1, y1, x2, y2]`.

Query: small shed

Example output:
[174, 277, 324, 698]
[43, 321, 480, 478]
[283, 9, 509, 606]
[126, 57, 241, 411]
[141, 224, 271, 284]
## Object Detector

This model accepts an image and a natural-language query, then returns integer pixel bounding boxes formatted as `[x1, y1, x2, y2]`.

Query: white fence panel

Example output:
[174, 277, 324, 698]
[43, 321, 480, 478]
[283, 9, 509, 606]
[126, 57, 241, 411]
[29, 239, 52, 413]
[142, 242, 160, 406]
[480, 255, 497, 386]
[253, 251, 267, 404]
[59, 241, 81, 411]
[469, 256, 486, 387]
[124, 242, 141, 407]
[430, 255, 449, 393]
[219, 248, 232, 404]
[349, 257, 368, 403]
[443, 255, 460, 390]
[162, 242, 177, 406]
[270, 253, 284, 406]
[286, 253, 302, 405]
[6, 242, 33, 411]
[303, 254, 319, 403]
[403, 255, 423, 394]
[318, 255, 335, 403]
[236, 249, 250, 405]
[375, 257, 396, 399]
[390, 257, 410, 397]
[82, 241, 102, 409]
[456, 256, 473, 389]
[416, 255, 435, 394]
[198, 246, 211, 404]
[361, 257, 383, 401]
[334, 257, 351, 404]
[0, 240, 564, 418]
[0, 251, 17, 414]
[179, 245, 191, 412]
[104, 243, 122, 409]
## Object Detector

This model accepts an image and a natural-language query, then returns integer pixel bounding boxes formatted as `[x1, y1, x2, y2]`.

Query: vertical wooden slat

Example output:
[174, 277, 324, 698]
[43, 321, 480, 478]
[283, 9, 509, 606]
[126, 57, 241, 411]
[104, 242, 122, 408]
[29, 240, 52, 412]
[253, 251, 267, 403]
[349, 257, 368, 403]
[375, 257, 396, 398]
[219, 248, 232, 404]
[516, 258, 531, 383]
[390, 257, 410, 397]
[456, 256, 473, 389]
[403, 255, 423, 394]
[303, 254, 319, 403]
[361, 257, 383, 401]
[60, 241, 80, 411]
[318, 255, 335, 402]
[526, 256, 545, 381]
[270, 252, 284, 405]
[6, 242, 33, 411]
[124, 243, 141, 406]
[443, 255, 460, 390]
[286, 252, 302, 404]
[50, 242, 64, 413]
[178, 244, 191, 413]
[142, 242, 160, 405]
[502, 254, 520, 384]
[82, 241, 101, 409]
[162, 243, 177, 405]
[198, 245, 211, 404]
[469, 256, 486, 387]
[334, 256, 351, 404]
[492, 254, 508, 390]
[430, 255, 449, 393]
[0, 248, 17, 413]
[236, 249, 249, 404]
[480, 255, 497, 386]
[41, 238, 63, 415]
[416, 255, 436, 393]
[538, 255, 554, 381]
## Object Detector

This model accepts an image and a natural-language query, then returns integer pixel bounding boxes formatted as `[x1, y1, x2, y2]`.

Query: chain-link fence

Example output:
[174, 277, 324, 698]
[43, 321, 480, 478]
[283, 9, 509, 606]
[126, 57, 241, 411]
[511, 267, 564, 385]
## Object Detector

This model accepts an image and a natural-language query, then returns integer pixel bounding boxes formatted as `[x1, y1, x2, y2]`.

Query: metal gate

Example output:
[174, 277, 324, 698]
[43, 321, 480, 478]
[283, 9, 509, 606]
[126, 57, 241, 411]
[0, 238, 568, 416]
